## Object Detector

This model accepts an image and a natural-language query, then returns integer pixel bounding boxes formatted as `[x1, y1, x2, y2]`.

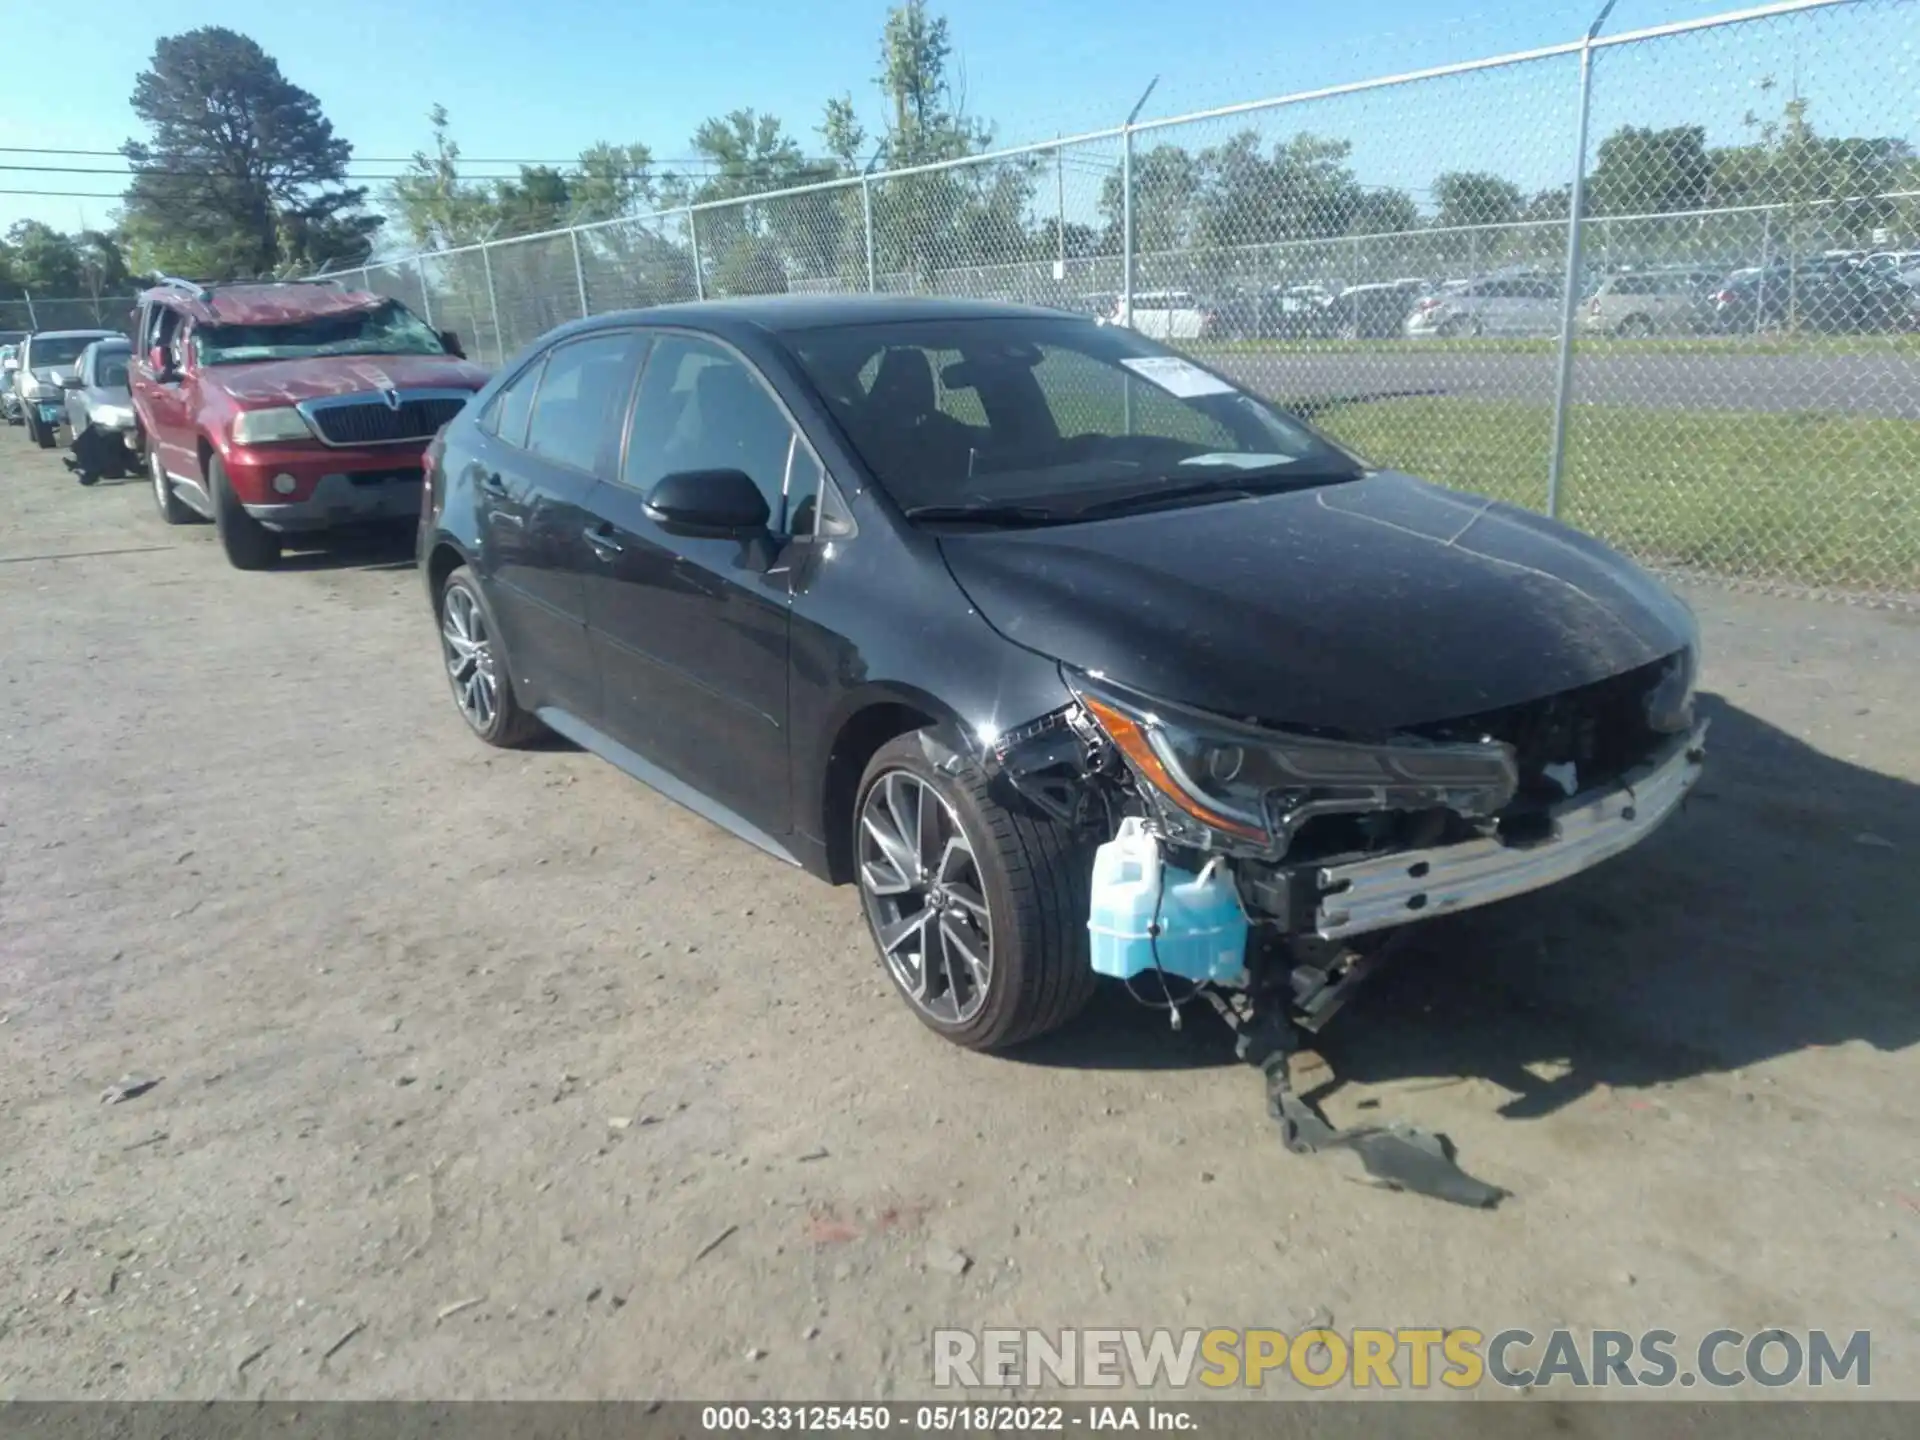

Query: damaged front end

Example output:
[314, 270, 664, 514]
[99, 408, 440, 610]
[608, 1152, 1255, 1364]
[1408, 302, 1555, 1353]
[981, 653, 1707, 1205]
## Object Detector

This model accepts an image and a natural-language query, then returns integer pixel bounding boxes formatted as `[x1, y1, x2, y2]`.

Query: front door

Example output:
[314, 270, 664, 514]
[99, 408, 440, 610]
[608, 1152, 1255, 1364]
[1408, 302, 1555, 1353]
[581, 332, 802, 837]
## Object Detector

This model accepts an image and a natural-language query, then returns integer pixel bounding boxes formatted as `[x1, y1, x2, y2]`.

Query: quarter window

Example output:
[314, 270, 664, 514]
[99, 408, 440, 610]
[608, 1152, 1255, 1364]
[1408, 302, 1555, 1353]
[485, 356, 544, 449]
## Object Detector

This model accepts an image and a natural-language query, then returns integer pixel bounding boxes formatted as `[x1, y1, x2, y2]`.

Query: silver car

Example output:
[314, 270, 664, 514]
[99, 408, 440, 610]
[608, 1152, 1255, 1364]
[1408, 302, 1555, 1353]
[61, 338, 138, 484]
[11, 328, 122, 448]
[1404, 273, 1562, 338]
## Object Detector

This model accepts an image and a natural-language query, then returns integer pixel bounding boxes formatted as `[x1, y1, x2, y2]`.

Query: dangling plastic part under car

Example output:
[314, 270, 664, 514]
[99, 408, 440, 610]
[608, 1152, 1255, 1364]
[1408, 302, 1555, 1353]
[983, 660, 1708, 1207]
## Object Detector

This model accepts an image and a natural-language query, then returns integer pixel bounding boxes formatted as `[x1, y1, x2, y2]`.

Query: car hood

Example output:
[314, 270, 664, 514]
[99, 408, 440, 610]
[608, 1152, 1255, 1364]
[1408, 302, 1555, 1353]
[936, 471, 1696, 734]
[205, 353, 491, 406]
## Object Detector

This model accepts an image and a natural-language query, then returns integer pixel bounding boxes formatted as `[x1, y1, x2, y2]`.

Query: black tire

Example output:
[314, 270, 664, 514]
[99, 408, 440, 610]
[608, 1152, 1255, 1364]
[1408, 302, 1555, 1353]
[150, 448, 196, 525]
[29, 414, 54, 448]
[436, 565, 543, 748]
[1618, 314, 1655, 338]
[209, 453, 281, 570]
[854, 732, 1098, 1051]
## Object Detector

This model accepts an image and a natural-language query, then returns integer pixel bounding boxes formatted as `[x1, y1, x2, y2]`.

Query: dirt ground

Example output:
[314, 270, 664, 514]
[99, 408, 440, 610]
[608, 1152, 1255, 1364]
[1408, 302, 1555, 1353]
[1, 426, 1916, 1402]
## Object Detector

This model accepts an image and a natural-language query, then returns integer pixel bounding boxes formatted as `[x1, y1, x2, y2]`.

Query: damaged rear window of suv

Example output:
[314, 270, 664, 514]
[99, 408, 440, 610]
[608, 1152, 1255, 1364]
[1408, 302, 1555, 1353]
[783, 316, 1362, 523]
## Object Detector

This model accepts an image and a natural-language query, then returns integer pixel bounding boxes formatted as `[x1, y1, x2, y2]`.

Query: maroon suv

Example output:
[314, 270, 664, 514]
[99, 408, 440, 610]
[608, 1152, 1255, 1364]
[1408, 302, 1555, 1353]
[130, 277, 490, 569]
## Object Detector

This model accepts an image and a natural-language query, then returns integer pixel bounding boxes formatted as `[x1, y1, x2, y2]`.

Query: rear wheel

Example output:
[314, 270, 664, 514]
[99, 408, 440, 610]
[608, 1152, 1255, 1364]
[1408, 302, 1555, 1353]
[437, 565, 542, 748]
[1617, 313, 1655, 338]
[854, 733, 1098, 1051]
[209, 454, 281, 570]
[28, 414, 54, 448]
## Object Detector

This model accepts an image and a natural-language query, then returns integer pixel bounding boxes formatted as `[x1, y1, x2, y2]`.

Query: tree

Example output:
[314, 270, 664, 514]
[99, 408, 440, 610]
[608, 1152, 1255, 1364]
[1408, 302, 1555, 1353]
[1099, 144, 1199, 256]
[1587, 125, 1712, 217]
[3, 221, 84, 294]
[570, 142, 657, 225]
[1433, 171, 1524, 231]
[819, 95, 869, 174]
[120, 27, 380, 276]
[389, 105, 494, 249]
[1348, 189, 1419, 237]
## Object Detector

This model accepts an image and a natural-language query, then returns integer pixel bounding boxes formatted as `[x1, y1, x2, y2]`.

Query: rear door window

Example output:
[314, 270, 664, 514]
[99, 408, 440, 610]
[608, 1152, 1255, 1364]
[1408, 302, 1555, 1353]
[524, 330, 648, 477]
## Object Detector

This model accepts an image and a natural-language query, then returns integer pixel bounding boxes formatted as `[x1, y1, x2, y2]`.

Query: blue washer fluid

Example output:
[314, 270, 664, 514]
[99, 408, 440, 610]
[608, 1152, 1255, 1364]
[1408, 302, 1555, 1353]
[1087, 817, 1250, 987]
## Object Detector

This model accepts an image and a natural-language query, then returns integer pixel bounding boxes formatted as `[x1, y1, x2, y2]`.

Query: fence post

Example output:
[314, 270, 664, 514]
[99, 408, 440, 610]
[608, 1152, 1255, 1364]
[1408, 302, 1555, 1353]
[24, 290, 38, 329]
[1121, 126, 1135, 331]
[862, 177, 876, 293]
[687, 209, 706, 301]
[1545, 0, 1615, 523]
[1755, 209, 1772, 338]
[416, 256, 434, 328]
[481, 244, 503, 365]
[570, 227, 590, 319]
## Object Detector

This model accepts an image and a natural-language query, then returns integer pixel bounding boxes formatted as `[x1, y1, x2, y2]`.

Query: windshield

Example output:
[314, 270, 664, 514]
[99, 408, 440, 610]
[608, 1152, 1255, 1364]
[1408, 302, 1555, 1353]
[784, 316, 1360, 521]
[30, 336, 104, 369]
[194, 300, 446, 366]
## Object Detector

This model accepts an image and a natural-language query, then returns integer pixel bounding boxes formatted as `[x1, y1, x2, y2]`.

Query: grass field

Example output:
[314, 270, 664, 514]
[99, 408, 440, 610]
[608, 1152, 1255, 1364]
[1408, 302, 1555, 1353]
[1305, 395, 1920, 593]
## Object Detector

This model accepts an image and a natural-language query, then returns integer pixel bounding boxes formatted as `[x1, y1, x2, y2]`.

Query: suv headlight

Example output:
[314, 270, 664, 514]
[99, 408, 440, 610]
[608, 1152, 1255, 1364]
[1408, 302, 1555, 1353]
[1066, 670, 1518, 853]
[231, 407, 315, 445]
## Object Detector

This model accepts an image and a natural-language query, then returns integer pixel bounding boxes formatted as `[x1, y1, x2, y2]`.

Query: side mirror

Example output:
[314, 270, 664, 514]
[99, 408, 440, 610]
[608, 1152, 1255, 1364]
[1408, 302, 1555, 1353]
[644, 469, 770, 537]
[59, 372, 84, 389]
[147, 345, 173, 377]
[439, 330, 465, 359]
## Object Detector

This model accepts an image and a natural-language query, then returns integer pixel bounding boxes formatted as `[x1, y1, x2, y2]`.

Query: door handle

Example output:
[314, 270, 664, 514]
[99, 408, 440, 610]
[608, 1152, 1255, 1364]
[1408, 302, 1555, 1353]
[583, 523, 624, 558]
[476, 470, 507, 495]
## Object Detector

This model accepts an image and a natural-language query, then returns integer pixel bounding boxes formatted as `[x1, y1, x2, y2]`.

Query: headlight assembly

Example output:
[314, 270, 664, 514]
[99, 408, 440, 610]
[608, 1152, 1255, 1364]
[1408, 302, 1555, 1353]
[231, 406, 315, 445]
[1067, 670, 1518, 854]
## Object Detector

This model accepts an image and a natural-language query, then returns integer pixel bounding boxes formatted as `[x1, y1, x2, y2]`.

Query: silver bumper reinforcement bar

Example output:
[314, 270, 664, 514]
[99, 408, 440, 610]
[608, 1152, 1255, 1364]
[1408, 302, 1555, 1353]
[1314, 722, 1707, 941]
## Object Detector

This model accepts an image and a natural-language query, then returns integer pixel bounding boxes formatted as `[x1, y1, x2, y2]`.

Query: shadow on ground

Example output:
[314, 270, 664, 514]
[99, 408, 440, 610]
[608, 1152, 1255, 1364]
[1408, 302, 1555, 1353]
[1015, 695, 1920, 1116]
[275, 523, 418, 573]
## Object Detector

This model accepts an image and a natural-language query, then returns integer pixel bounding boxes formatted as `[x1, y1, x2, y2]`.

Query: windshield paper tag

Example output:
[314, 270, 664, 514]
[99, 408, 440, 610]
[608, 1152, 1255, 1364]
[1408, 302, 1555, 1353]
[1119, 356, 1237, 398]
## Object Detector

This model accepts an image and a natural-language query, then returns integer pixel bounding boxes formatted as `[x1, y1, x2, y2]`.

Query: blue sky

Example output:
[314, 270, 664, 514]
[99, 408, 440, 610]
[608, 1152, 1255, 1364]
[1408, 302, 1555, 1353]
[0, 0, 1900, 263]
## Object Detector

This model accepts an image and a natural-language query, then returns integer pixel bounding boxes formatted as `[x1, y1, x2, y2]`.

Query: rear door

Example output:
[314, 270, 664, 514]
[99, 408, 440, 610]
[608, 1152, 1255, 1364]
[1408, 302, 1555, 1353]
[580, 330, 803, 837]
[465, 329, 648, 723]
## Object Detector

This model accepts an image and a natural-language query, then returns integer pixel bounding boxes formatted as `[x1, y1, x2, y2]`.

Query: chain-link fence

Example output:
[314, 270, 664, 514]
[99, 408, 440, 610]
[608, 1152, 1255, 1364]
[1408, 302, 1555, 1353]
[303, 0, 1906, 603]
[0, 295, 138, 336]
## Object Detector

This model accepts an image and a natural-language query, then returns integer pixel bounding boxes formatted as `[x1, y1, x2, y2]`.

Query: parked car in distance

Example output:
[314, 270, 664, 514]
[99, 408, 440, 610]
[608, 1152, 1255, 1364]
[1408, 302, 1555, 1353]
[1111, 289, 1217, 340]
[1706, 261, 1918, 334]
[61, 338, 138, 484]
[130, 276, 487, 569]
[12, 328, 122, 447]
[419, 295, 1704, 1053]
[1322, 279, 1427, 339]
[1581, 268, 1721, 336]
[1405, 274, 1562, 338]
[0, 342, 21, 424]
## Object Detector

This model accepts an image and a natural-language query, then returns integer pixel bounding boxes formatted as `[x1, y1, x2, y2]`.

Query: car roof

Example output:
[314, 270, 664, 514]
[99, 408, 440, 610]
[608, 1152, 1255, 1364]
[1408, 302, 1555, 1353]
[570, 294, 1081, 338]
[139, 279, 390, 327]
[27, 328, 122, 341]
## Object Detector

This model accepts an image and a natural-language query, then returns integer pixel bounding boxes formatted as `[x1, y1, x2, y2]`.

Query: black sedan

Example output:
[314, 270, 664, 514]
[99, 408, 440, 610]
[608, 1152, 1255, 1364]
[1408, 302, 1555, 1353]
[419, 296, 1704, 1052]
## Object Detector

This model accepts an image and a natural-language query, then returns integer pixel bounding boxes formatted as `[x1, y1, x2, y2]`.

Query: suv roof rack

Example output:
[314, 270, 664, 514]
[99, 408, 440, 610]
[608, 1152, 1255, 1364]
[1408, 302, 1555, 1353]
[147, 274, 346, 302]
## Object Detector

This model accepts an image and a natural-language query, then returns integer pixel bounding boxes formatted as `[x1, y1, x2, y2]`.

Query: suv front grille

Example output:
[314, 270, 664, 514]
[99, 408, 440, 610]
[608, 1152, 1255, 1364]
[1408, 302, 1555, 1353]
[305, 393, 469, 447]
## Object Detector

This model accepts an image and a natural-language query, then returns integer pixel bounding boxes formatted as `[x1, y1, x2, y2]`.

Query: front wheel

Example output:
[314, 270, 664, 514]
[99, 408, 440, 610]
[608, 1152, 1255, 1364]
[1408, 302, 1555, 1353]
[854, 733, 1098, 1051]
[209, 454, 281, 570]
[150, 449, 196, 524]
[28, 414, 54, 448]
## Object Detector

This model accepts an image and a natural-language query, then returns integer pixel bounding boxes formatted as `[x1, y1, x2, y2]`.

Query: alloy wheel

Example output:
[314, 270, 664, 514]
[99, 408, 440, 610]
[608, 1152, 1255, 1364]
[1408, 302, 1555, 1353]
[857, 770, 994, 1026]
[440, 583, 499, 733]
